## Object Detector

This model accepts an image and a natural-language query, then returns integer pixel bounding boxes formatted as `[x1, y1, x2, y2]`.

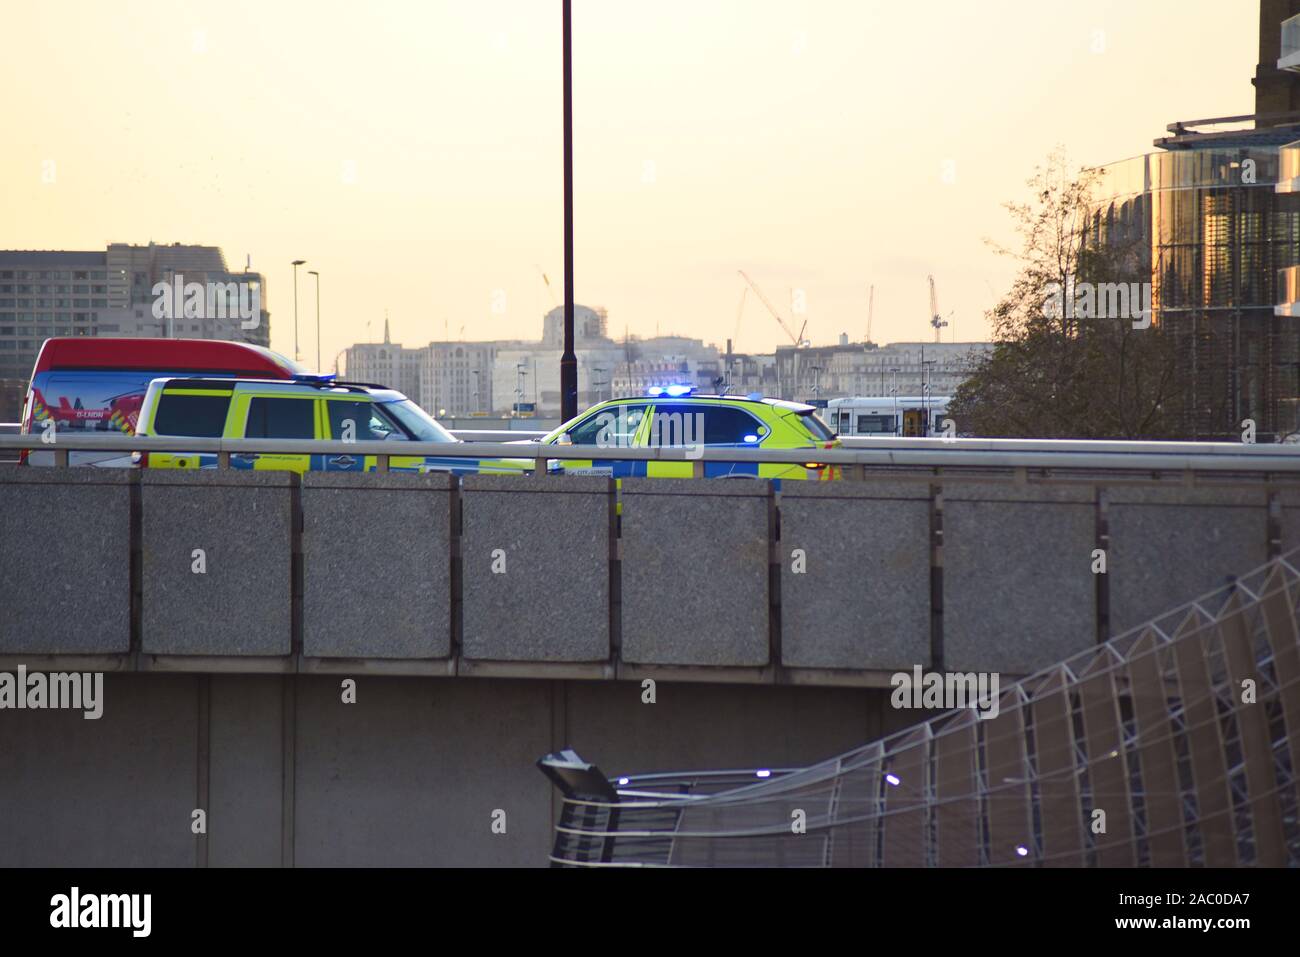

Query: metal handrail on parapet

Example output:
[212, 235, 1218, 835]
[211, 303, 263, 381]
[450, 429, 548, 442]
[2, 432, 1300, 473]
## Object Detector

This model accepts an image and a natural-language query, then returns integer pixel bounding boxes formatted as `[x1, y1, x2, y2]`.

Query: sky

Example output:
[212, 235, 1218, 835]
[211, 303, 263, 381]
[0, 0, 1260, 367]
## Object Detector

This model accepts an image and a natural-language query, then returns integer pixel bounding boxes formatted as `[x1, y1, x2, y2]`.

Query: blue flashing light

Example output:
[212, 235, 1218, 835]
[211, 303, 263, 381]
[647, 384, 694, 398]
[293, 373, 337, 383]
[743, 433, 759, 443]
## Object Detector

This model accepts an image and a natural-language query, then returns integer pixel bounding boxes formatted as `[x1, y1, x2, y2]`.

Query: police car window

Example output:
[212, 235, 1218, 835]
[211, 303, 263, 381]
[246, 397, 315, 439]
[652, 403, 760, 445]
[154, 392, 230, 437]
[566, 404, 648, 446]
[327, 399, 401, 441]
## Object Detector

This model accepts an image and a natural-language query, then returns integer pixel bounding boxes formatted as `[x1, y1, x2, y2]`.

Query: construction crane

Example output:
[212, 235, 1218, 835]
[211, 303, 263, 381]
[928, 274, 949, 343]
[738, 269, 808, 348]
[733, 286, 748, 345]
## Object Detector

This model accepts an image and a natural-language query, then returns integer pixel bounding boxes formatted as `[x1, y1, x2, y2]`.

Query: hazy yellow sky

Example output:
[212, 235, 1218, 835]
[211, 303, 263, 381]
[0, 0, 1258, 366]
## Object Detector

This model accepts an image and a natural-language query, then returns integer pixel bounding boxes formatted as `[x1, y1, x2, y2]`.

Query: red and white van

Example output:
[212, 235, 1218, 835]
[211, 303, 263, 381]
[21, 337, 306, 465]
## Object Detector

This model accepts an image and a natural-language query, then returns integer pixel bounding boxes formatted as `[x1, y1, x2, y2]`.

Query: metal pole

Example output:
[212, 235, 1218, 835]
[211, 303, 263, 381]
[291, 259, 306, 363]
[309, 270, 321, 371]
[560, 0, 577, 421]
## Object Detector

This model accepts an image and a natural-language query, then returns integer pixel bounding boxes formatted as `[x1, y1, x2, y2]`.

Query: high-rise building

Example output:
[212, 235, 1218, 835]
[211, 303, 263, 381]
[0, 242, 269, 420]
[1086, 2, 1300, 438]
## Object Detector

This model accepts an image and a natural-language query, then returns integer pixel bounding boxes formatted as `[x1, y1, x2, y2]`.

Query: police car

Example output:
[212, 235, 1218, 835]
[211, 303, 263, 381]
[537, 386, 841, 480]
[133, 375, 530, 475]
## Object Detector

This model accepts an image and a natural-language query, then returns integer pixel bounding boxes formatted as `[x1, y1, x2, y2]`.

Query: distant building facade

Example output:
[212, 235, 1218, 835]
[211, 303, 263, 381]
[0, 242, 270, 421]
[766, 340, 990, 402]
[342, 307, 988, 419]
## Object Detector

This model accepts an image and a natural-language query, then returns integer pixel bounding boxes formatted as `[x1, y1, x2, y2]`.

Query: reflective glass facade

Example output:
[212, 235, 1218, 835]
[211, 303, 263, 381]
[1088, 148, 1300, 438]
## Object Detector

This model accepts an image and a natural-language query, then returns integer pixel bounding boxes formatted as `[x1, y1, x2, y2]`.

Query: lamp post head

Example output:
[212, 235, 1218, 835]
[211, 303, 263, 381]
[308, 270, 319, 277]
[292, 259, 306, 267]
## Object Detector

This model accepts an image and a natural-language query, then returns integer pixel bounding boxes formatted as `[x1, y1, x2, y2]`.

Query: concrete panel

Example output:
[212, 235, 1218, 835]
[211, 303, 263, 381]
[944, 482, 1096, 674]
[303, 472, 451, 659]
[0, 672, 198, 866]
[620, 479, 770, 666]
[461, 475, 609, 662]
[141, 470, 292, 656]
[0, 468, 132, 654]
[563, 681, 907, 779]
[208, 675, 284, 867]
[1275, 486, 1300, 556]
[293, 676, 553, 866]
[780, 481, 931, 670]
[1108, 486, 1268, 635]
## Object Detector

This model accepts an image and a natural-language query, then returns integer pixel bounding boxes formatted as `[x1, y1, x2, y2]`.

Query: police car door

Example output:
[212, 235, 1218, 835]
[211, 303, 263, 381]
[239, 394, 318, 472]
[559, 402, 649, 477]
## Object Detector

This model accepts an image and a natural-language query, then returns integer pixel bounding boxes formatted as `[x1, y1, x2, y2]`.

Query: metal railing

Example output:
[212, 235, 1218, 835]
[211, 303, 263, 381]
[449, 429, 548, 442]
[3, 431, 1300, 474]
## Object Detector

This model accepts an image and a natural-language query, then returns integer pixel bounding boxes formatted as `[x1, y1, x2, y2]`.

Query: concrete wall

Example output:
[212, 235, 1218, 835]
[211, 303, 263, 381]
[0, 672, 920, 867]
[0, 467, 1288, 681]
[1, 466, 1290, 866]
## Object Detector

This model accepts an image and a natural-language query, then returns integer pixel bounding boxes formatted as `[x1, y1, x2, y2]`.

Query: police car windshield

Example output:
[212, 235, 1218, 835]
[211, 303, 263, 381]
[800, 411, 837, 441]
[380, 400, 456, 443]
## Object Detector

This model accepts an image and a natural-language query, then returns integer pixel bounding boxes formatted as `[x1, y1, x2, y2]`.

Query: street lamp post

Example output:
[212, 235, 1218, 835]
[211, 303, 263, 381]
[560, 0, 577, 421]
[308, 270, 320, 371]
[922, 359, 940, 436]
[890, 367, 900, 435]
[291, 260, 306, 363]
[515, 363, 529, 415]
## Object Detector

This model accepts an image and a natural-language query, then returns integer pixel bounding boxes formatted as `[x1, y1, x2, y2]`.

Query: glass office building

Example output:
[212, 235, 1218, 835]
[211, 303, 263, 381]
[1086, 144, 1300, 439]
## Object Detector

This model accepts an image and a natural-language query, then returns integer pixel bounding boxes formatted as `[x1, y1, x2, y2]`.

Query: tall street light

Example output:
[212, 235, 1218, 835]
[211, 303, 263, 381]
[291, 259, 306, 363]
[308, 270, 321, 371]
[560, 0, 577, 421]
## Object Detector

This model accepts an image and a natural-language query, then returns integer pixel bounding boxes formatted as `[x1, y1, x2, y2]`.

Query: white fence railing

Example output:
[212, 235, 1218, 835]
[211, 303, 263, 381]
[2, 432, 1299, 473]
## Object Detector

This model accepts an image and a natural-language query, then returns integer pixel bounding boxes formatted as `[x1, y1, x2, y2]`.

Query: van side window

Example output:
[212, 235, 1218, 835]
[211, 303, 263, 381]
[154, 392, 232, 437]
[245, 397, 315, 439]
